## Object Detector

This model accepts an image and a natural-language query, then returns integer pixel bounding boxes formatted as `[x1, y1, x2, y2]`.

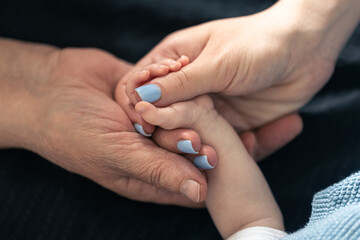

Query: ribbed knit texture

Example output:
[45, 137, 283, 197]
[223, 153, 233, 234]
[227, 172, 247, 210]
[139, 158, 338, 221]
[283, 172, 360, 239]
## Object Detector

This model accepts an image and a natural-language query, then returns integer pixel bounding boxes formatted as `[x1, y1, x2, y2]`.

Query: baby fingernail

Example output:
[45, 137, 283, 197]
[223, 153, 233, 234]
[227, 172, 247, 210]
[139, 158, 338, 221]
[170, 61, 180, 68]
[180, 179, 200, 203]
[135, 84, 161, 103]
[134, 123, 152, 137]
[177, 140, 198, 154]
[194, 155, 214, 169]
[159, 65, 168, 70]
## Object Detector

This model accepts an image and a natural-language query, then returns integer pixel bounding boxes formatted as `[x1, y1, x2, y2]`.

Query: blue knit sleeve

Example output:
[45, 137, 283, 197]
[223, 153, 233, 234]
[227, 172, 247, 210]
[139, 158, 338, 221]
[282, 171, 360, 240]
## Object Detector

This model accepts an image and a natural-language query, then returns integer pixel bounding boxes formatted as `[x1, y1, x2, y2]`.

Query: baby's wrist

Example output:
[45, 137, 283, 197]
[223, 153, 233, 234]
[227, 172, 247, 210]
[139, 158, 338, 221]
[238, 217, 285, 233]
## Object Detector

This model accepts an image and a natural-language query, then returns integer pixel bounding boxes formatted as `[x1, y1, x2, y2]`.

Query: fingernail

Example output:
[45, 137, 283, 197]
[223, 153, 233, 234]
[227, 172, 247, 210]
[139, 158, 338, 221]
[159, 65, 168, 71]
[134, 123, 152, 137]
[135, 84, 161, 103]
[170, 61, 180, 68]
[180, 179, 200, 202]
[194, 155, 214, 169]
[177, 140, 198, 154]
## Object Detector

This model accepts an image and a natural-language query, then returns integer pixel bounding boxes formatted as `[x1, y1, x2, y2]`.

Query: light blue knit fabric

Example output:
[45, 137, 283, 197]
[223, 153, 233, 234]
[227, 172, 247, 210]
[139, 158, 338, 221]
[283, 171, 360, 240]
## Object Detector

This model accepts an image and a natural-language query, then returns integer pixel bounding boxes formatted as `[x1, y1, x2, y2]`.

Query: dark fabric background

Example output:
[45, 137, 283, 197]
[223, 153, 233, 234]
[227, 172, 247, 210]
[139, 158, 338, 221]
[0, 0, 359, 239]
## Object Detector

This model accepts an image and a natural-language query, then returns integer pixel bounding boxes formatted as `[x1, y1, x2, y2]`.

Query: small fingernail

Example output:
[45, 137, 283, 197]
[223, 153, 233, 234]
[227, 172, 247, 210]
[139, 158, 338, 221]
[177, 140, 198, 154]
[180, 179, 200, 203]
[159, 65, 168, 71]
[194, 155, 214, 169]
[140, 70, 149, 76]
[170, 61, 180, 68]
[134, 123, 152, 137]
[135, 104, 147, 115]
[135, 84, 161, 103]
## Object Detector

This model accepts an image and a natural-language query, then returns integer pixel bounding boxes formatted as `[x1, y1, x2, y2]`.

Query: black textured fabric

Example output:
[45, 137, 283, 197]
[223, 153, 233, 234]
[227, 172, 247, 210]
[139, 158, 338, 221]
[0, 0, 360, 239]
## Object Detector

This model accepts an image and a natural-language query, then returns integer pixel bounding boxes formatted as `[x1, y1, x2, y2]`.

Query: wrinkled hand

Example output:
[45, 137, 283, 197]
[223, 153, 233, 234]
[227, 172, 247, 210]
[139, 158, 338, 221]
[0, 39, 303, 207]
[13, 47, 213, 206]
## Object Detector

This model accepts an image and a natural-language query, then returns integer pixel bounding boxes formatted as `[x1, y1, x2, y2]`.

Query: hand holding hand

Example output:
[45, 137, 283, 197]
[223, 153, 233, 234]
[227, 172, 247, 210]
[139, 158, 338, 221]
[125, 0, 359, 131]
[0, 41, 208, 205]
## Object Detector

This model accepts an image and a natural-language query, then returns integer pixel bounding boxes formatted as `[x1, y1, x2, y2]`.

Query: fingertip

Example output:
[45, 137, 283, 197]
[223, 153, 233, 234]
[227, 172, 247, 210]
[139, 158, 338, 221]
[134, 123, 152, 137]
[269, 113, 304, 144]
[135, 101, 160, 126]
[177, 140, 199, 154]
[169, 61, 182, 71]
[134, 84, 162, 103]
[135, 101, 155, 115]
[194, 155, 214, 169]
[126, 70, 151, 105]
[178, 130, 201, 153]
[135, 101, 147, 114]
[139, 70, 150, 81]
[180, 178, 207, 203]
[291, 114, 303, 136]
[178, 55, 190, 66]
[158, 65, 170, 74]
[189, 145, 217, 170]
[200, 146, 217, 169]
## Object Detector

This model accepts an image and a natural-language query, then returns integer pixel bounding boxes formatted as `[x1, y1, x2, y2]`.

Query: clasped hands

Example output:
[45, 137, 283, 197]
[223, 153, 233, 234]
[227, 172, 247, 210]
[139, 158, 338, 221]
[5, 0, 342, 207]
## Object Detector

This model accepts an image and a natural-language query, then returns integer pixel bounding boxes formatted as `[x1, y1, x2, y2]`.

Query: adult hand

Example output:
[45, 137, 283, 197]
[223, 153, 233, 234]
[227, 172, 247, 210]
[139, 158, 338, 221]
[0, 39, 301, 206]
[0, 39, 210, 206]
[126, 0, 359, 131]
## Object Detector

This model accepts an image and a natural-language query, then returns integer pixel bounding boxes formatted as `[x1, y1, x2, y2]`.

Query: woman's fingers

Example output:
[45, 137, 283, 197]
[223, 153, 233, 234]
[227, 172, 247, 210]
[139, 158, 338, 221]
[153, 128, 217, 169]
[135, 95, 214, 130]
[126, 56, 190, 105]
[152, 128, 201, 154]
[115, 55, 191, 136]
[240, 114, 303, 162]
[101, 176, 205, 208]
[136, 96, 218, 170]
[126, 25, 215, 107]
[115, 80, 155, 136]
[130, 54, 215, 107]
[186, 145, 217, 170]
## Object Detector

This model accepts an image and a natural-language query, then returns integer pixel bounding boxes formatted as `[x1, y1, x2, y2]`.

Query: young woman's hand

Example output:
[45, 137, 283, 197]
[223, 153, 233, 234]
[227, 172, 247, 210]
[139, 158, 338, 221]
[126, 0, 359, 131]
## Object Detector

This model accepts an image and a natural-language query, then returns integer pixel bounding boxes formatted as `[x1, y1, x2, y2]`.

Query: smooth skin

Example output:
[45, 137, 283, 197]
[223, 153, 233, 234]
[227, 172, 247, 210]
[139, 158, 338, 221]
[136, 95, 284, 239]
[125, 0, 360, 132]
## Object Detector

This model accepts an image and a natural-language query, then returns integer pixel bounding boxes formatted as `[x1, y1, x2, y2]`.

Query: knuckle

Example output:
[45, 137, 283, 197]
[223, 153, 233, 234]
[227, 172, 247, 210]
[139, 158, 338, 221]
[137, 156, 171, 188]
[187, 104, 199, 126]
[209, 48, 240, 93]
[170, 69, 190, 90]
[158, 111, 178, 129]
[148, 162, 169, 188]
[193, 95, 215, 118]
[154, 67, 190, 97]
[175, 104, 194, 128]
[194, 95, 214, 111]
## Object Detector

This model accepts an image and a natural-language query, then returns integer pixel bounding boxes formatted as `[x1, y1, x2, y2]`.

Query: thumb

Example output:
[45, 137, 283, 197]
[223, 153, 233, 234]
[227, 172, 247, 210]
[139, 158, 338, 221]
[127, 55, 216, 107]
[240, 114, 303, 161]
[123, 141, 208, 203]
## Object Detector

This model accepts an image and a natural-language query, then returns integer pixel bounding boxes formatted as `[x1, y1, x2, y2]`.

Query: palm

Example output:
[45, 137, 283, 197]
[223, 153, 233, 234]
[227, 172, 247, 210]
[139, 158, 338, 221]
[212, 47, 334, 132]
[212, 82, 317, 132]
[29, 48, 194, 205]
